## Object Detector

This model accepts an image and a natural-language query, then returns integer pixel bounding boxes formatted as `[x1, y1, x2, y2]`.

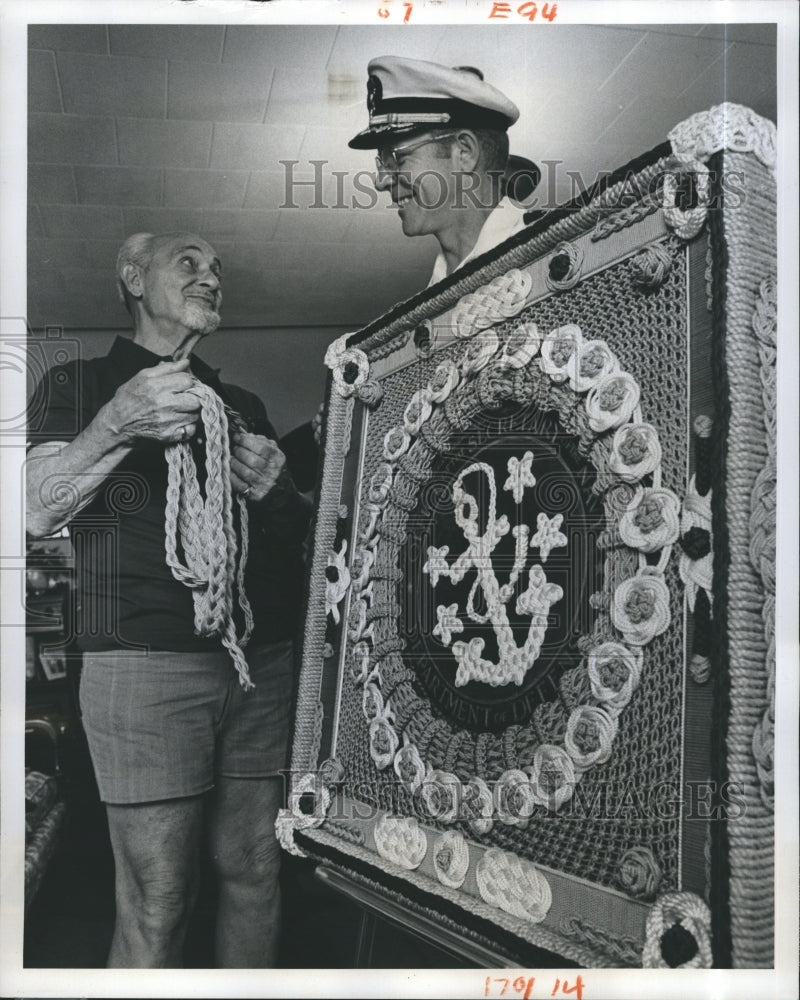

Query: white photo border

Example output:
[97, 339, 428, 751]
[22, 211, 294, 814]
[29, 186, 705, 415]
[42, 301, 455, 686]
[1, 2, 797, 998]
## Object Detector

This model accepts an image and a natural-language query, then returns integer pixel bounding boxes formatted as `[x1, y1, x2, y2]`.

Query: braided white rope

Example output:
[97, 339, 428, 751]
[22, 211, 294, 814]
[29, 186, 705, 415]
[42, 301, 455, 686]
[476, 847, 552, 923]
[374, 815, 428, 870]
[274, 809, 307, 857]
[749, 275, 777, 810]
[630, 243, 674, 290]
[661, 160, 710, 240]
[451, 269, 531, 339]
[165, 382, 255, 690]
[668, 102, 777, 174]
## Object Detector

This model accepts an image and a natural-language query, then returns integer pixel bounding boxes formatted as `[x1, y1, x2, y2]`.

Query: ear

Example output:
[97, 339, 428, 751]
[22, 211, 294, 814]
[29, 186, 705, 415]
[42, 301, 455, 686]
[120, 262, 144, 302]
[452, 130, 481, 173]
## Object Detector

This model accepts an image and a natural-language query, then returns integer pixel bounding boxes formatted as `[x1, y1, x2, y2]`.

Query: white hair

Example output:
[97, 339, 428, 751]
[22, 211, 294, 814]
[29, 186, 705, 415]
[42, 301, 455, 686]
[115, 232, 157, 314]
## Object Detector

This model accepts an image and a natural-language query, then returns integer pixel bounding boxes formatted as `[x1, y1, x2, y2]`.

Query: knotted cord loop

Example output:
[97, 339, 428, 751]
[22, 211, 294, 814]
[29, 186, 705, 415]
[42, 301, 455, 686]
[164, 381, 255, 690]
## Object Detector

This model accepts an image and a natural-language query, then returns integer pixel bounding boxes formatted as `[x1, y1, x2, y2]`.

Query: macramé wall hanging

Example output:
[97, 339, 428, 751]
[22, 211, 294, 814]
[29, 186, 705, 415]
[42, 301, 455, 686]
[282, 103, 777, 969]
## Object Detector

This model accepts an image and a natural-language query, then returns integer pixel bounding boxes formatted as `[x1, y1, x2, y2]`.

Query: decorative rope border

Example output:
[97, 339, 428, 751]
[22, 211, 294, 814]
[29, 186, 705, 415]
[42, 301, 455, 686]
[290, 375, 352, 772]
[659, 105, 777, 969]
[668, 103, 776, 174]
[559, 914, 642, 967]
[748, 276, 777, 811]
[708, 151, 776, 969]
[706, 148, 734, 970]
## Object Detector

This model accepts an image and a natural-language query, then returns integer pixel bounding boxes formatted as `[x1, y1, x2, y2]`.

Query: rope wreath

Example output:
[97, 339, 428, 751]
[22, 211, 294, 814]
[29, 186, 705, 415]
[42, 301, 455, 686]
[641, 890, 712, 968]
[164, 380, 255, 690]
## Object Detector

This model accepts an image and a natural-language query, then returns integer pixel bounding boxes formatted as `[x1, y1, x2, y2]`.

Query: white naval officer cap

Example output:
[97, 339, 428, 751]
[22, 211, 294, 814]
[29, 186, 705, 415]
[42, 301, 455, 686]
[348, 55, 520, 150]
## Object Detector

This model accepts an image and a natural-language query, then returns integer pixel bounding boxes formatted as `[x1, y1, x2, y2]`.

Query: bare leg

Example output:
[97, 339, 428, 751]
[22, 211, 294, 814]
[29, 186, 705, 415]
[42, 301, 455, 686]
[105, 796, 204, 968]
[207, 775, 284, 968]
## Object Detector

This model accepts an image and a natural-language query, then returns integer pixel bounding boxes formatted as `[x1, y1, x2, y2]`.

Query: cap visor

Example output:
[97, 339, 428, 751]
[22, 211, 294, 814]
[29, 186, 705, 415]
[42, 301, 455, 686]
[347, 124, 427, 150]
[348, 128, 381, 150]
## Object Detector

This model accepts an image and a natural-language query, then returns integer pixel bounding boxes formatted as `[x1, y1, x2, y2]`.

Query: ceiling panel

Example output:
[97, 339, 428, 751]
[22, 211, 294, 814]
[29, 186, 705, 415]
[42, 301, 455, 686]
[28, 49, 62, 113]
[30, 275, 124, 329]
[265, 65, 360, 129]
[57, 51, 166, 117]
[28, 23, 108, 54]
[515, 28, 651, 149]
[271, 208, 354, 245]
[633, 24, 704, 38]
[533, 88, 637, 146]
[117, 118, 213, 169]
[29, 238, 91, 270]
[326, 25, 450, 70]
[297, 126, 367, 175]
[167, 59, 272, 123]
[697, 23, 777, 44]
[42, 204, 125, 240]
[74, 166, 162, 206]
[200, 210, 281, 245]
[243, 174, 294, 212]
[122, 206, 201, 235]
[28, 204, 45, 238]
[28, 164, 76, 204]
[677, 39, 776, 112]
[85, 238, 130, 271]
[599, 33, 729, 108]
[221, 25, 337, 70]
[108, 24, 224, 62]
[29, 113, 117, 165]
[162, 169, 249, 209]
[711, 39, 777, 100]
[25, 23, 778, 332]
[209, 122, 306, 170]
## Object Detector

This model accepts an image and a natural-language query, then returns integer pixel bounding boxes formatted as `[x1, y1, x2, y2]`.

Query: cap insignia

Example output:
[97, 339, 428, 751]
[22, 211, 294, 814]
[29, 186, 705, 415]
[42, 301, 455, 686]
[367, 74, 382, 117]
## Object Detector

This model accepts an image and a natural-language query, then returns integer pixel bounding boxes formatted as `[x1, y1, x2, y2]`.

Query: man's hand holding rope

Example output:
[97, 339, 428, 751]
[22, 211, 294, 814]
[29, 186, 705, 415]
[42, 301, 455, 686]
[26, 358, 203, 537]
[109, 359, 202, 444]
[230, 432, 288, 503]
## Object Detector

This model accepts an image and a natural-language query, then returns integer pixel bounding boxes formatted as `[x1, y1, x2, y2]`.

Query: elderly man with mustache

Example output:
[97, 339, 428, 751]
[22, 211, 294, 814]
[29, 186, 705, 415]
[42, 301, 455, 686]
[26, 232, 311, 968]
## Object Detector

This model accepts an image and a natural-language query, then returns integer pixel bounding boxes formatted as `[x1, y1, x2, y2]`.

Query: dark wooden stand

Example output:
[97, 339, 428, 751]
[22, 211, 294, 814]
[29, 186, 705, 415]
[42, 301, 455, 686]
[315, 864, 510, 968]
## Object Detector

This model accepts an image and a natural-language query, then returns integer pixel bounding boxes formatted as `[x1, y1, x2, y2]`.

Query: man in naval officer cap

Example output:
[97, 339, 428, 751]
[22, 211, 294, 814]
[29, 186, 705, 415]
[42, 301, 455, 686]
[349, 55, 538, 286]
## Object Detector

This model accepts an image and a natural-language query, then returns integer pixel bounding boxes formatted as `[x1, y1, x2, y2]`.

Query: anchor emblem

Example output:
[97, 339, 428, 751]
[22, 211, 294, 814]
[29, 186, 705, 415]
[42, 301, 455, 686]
[423, 453, 566, 688]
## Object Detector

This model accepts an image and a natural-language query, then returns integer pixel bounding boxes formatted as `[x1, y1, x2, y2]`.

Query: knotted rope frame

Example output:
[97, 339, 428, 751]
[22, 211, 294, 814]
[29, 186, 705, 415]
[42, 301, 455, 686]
[164, 381, 255, 690]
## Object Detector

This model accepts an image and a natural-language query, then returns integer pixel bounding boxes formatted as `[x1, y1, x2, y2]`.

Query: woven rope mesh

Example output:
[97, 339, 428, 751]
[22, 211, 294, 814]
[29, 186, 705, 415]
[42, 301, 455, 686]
[337, 238, 688, 892]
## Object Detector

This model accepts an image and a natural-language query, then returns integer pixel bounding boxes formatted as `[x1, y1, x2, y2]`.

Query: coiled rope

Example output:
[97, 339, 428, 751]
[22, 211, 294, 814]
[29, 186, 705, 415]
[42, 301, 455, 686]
[164, 380, 255, 690]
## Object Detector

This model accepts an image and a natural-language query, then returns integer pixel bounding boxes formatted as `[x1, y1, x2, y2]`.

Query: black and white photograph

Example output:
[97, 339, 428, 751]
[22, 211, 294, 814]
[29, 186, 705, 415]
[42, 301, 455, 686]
[0, 1, 797, 998]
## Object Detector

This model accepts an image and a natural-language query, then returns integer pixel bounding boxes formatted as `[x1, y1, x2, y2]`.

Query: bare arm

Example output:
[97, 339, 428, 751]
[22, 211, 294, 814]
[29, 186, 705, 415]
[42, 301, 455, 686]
[27, 359, 201, 538]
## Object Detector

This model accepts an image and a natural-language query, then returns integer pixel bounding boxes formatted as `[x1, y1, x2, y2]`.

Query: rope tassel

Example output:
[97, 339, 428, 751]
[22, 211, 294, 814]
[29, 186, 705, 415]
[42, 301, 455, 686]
[165, 382, 255, 690]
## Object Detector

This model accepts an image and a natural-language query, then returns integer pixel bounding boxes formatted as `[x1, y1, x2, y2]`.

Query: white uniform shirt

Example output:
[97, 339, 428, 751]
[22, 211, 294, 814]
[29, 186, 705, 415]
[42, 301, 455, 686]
[427, 196, 528, 286]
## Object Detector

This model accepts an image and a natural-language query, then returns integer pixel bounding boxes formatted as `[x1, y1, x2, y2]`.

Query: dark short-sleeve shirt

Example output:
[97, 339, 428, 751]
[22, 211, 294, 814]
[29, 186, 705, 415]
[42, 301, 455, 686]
[29, 336, 312, 653]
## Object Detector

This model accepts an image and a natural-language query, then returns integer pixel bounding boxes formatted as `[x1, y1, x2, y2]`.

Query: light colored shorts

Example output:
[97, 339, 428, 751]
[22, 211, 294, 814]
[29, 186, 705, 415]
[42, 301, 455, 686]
[79, 640, 295, 804]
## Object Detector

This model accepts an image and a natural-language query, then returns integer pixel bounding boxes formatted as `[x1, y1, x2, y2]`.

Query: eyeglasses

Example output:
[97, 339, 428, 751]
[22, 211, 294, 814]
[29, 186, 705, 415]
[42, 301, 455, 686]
[374, 131, 458, 175]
